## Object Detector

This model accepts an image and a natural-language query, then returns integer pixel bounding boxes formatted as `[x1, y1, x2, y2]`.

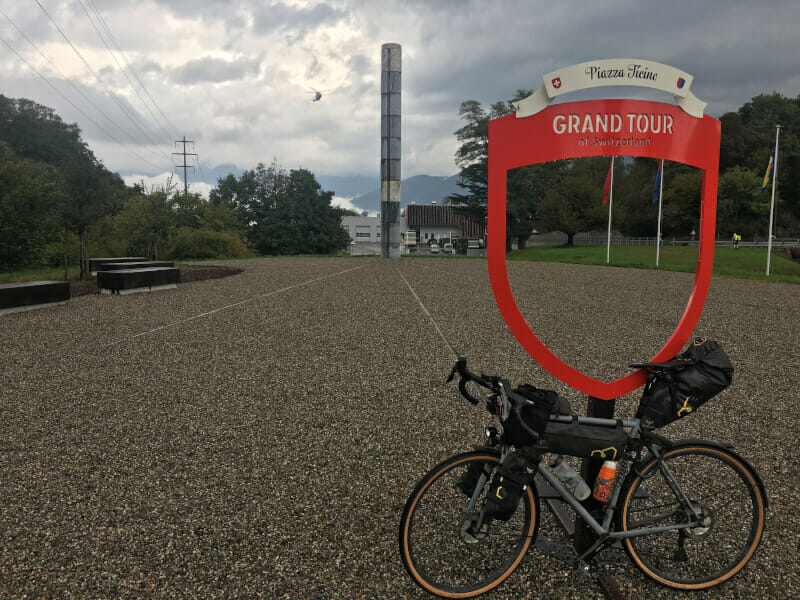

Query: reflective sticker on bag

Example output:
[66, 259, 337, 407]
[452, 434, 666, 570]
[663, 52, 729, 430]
[590, 446, 619, 460]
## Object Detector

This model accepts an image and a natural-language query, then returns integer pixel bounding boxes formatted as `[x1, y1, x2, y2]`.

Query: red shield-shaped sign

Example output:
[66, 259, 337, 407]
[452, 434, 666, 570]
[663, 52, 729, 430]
[552, 77, 562, 89]
[488, 99, 721, 399]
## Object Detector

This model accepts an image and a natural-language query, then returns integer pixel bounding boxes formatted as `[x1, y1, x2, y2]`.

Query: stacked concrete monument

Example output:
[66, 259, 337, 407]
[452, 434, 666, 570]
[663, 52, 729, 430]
[380, 43, 402, 259]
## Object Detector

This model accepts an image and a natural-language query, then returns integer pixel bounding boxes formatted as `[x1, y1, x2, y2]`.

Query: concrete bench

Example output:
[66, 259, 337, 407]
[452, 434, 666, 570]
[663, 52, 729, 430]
[97, 267, 180, 295]
[0, 280, 71, 315]
[97, 261, 174, 272]
[89, 257, 147, 276]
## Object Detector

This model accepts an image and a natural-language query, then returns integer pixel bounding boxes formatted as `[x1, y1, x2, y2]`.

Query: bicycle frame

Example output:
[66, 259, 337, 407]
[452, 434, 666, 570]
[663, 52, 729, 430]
[475, 414, 709, 557]
[541, 416, 706, 540]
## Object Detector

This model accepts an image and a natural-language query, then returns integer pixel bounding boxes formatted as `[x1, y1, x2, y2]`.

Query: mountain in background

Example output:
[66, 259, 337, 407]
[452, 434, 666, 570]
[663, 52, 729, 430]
[316, 175, 376, 199]
[201, 163, 245, 184]
[118, 166, 461, 213]
[348, 174, 462, 214]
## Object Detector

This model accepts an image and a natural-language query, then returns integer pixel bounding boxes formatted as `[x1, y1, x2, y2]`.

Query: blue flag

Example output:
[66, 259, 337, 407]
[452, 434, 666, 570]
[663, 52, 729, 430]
[652, 161, 663, 204]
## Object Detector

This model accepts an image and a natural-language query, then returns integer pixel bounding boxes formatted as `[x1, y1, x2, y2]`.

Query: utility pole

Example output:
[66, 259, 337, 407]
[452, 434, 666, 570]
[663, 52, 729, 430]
[172, 136, 197, 197]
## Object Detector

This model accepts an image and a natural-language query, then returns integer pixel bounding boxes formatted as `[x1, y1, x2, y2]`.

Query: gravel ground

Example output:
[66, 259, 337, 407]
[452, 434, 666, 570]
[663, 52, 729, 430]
[1, 256, 798, 599]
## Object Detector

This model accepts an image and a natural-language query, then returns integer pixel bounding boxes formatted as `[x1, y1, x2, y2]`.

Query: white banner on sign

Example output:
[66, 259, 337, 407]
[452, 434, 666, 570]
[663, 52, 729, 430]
[514, 59, 707, 118]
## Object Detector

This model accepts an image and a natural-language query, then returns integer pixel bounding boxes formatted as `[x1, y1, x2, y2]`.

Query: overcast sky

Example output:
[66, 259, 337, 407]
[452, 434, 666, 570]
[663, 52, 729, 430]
[1, 0, 799, 199]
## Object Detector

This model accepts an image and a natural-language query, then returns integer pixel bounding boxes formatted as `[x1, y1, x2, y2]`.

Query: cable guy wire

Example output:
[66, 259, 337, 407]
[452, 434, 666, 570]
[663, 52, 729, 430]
[398, 267, 459, 359]
[33, 0, 171, 161]
[0, 34, 168, 173]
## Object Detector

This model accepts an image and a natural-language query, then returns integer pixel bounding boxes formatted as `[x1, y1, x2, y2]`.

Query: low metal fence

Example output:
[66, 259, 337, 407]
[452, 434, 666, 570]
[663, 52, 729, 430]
[575, 236, 800, 248]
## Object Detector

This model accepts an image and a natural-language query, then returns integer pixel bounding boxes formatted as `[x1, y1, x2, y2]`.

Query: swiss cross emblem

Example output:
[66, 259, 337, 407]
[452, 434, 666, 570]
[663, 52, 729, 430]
[551, 77, 562, 89]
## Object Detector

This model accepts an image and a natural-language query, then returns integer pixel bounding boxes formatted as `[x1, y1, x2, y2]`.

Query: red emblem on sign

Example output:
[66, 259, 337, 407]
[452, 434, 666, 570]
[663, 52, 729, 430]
[551, 77, 562, 89]
[488, 99, 721, 399]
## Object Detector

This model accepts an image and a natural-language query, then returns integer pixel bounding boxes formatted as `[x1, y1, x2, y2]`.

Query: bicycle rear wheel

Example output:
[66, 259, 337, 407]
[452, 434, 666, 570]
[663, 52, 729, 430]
[399, 451, 539, 598]
[618, 443, 766, 590]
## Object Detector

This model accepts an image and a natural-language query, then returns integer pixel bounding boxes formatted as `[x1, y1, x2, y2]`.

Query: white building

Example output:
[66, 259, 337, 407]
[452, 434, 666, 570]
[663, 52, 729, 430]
[341, 215, 381, 243]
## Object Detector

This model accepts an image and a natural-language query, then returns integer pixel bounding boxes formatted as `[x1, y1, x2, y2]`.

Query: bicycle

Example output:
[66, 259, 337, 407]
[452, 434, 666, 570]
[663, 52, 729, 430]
[399, 357, 767, 598]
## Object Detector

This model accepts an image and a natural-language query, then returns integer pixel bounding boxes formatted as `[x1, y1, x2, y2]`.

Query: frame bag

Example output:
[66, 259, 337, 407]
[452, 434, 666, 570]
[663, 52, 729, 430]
[538, 417, 629, 461]
[636, 338, 734, 429]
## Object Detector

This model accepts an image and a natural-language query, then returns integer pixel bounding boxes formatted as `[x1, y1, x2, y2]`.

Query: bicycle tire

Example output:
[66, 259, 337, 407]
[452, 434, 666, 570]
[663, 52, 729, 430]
[399, 451, 539, 598]
[617, 442, 766, 590]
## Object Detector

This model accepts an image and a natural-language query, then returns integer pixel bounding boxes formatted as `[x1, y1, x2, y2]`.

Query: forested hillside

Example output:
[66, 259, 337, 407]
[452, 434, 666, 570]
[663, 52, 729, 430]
[0, 95, 349, 276]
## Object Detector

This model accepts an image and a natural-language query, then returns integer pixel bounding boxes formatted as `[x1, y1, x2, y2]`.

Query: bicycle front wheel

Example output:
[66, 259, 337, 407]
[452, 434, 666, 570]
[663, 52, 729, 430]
[618, 443, 766, 590]
[399, 451, 539, 598]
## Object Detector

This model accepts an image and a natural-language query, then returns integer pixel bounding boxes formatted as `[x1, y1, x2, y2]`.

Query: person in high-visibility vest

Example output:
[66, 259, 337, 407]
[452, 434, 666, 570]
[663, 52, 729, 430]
[732, 233, 741, 248]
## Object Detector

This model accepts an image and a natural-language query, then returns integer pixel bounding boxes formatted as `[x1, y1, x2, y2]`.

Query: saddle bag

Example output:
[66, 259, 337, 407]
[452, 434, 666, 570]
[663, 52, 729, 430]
[538, 417, 629, 461]
[636, 338, 734, 429]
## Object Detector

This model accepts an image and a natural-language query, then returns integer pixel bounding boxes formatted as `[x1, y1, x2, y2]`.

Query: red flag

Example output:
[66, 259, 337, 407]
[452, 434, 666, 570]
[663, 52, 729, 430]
[602, 158, 613, 205]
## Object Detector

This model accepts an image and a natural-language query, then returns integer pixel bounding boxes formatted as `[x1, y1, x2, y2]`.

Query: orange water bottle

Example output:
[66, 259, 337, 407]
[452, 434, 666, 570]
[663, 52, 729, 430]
[592, 460, 618, 503]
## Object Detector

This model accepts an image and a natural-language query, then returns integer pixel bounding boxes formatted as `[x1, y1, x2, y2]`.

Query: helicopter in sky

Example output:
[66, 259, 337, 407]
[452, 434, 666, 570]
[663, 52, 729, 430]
[305, 87, 330, 102]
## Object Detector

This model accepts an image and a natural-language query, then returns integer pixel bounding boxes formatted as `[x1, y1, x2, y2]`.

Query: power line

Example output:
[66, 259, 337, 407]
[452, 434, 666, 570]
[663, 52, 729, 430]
[32, 0, 171, 161]
[0, 33, 169, 173]
[78, 0, 174, 143]
[84, 0, 179, 138]
[0, 6, 153, 156]
[195, 156, 208, 184]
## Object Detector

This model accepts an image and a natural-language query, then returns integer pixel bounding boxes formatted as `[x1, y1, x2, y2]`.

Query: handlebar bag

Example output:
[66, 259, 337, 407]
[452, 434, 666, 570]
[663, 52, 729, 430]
[636, 338, 734, 429]
[538, 417, 629, 460]
[502, 386, 558, 447]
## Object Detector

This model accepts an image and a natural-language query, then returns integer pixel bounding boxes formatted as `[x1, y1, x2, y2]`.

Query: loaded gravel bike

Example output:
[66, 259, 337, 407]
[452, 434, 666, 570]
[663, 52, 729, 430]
[399, 356, 767, 598]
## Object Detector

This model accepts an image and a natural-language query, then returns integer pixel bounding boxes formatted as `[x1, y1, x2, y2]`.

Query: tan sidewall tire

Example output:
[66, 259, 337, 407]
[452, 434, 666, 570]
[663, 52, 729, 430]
[619, 445, 765, 590]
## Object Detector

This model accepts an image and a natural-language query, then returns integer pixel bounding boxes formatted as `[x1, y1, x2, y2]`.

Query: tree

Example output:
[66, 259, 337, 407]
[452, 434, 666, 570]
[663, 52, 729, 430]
[716, 167, 769, 239]
[210, 162, 349, 255]
[0, 144, 64, 270]
[535, 158, 607, 245]
[661, 167, 702, 238]
[0, 95, 129, 277]
[250, 168, 349, 255]
[450, 91, 540, 249]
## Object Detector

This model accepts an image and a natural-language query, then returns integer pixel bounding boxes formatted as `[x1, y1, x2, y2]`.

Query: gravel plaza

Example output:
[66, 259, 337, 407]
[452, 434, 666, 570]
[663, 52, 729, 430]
[1, 256, 798, 599]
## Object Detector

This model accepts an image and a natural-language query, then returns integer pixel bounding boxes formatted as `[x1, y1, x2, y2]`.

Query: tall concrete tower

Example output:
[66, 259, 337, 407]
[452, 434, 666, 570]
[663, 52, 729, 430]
[381, 43, 401, 259]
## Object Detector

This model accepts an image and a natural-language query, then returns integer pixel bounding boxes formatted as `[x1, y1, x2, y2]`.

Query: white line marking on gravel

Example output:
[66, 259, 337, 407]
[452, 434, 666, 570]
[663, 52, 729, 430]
[102, 265, 365, 347]
[397, 267, 459, 359]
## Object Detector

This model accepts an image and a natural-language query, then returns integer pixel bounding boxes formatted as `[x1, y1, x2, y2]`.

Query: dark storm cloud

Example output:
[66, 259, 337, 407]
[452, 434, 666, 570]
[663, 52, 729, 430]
[171, 56, 262, 85]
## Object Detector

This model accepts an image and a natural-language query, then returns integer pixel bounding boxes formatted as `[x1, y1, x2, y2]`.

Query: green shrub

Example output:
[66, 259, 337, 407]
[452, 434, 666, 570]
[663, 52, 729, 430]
[166, 228, 250, 260]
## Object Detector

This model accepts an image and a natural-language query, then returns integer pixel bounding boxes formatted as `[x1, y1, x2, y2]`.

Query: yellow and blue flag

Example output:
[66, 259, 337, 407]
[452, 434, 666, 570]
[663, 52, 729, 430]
[761, 148, 775, 194]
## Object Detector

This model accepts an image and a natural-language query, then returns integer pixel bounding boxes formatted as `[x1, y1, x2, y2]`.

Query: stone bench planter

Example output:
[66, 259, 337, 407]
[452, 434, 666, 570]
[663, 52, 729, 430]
[89, 257, 147, 276]
[0, 280, 71, 315]
[97, 261, 174, 272]
[97, 268, 180, 295]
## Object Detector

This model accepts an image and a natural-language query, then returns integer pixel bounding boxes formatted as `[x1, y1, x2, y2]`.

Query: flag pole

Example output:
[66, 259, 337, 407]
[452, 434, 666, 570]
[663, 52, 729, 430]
[766, 125, 780, 276]
[656, 159, 664, 267]
[606, 156, 614, 264]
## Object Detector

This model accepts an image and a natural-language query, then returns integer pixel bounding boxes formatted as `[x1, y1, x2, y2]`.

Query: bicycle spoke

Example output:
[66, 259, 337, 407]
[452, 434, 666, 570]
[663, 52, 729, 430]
[620, 445, 764, 590]
[400, 452, 538, 597]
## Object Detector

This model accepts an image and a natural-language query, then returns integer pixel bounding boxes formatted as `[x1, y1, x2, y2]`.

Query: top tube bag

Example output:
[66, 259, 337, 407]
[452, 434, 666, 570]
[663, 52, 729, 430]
[636, 337, 734, 429]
